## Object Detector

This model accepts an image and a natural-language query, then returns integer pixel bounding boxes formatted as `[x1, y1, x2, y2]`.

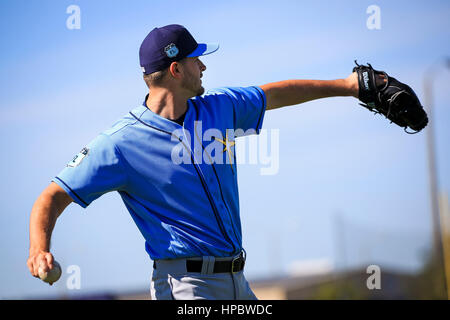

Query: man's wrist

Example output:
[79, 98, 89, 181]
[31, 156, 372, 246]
[29, 245, 49, 255]
[345, 72, 359, 98]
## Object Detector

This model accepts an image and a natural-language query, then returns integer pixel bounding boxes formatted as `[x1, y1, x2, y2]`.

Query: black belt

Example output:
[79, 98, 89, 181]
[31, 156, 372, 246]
[153, 252, 246, 274]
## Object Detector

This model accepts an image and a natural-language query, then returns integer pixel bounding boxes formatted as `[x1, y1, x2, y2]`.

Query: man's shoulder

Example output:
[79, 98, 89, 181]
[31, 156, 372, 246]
[192, 86, 264, 107]
[102, 116, 133, 138]
[199, 86, 240, 98]
[102, 105, 146, 138]
[192, 87, 240, 105]
[197, 86, 263, 99]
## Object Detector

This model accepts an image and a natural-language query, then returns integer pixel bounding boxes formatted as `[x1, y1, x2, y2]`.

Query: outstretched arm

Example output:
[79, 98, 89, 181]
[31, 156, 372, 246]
[260, 73, 359, 110]
[27, 182, 73, 279]
[260, 64, 426, 134]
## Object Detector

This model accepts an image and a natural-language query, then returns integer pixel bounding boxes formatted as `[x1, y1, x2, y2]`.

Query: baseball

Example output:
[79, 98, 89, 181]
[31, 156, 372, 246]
[38, 260, 62, 285]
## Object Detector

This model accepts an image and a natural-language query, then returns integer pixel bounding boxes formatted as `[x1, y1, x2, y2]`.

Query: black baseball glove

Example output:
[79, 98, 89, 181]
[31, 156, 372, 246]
[353, 61, 428, 134]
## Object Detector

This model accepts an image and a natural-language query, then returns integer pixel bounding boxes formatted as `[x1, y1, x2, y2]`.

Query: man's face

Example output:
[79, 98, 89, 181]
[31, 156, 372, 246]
[180, 57, 206, 97]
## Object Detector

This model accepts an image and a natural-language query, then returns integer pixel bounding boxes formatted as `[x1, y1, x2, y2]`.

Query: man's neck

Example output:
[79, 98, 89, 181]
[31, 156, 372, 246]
[145, 88, 189, 120]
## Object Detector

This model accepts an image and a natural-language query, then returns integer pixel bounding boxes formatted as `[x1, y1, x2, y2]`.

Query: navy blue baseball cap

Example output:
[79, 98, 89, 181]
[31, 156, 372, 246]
[139, 24, 219, 75]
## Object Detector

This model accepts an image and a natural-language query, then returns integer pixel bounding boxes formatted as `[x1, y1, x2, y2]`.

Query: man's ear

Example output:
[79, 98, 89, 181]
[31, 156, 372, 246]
[169, 61, 183, 79]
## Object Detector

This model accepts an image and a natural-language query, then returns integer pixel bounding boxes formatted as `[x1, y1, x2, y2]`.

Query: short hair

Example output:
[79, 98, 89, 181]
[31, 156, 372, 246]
[143, 68, 168, 88]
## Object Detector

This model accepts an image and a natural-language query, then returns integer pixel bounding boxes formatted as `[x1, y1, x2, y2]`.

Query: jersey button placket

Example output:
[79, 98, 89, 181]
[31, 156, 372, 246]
[206, 173, 228, 218]
[203, 164, 239, 250]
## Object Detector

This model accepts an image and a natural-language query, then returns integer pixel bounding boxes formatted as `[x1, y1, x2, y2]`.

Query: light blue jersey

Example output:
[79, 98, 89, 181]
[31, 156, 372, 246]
[53, 86, 266, 260]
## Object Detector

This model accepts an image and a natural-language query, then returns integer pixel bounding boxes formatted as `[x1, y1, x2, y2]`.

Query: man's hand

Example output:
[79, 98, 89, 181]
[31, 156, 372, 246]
[27, 250, 55, 278]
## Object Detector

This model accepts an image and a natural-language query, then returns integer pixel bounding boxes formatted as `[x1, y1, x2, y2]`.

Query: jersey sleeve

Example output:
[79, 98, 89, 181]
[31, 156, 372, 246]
[52, 134, 128, 208]
[207, 86, 267, 136]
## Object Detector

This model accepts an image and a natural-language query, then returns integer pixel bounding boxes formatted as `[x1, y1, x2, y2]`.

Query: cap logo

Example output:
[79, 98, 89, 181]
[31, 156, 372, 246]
[164, 43, 179, 58]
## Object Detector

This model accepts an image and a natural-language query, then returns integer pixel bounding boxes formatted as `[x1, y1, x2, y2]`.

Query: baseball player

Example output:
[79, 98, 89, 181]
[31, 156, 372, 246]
[27, 24, 427, 299]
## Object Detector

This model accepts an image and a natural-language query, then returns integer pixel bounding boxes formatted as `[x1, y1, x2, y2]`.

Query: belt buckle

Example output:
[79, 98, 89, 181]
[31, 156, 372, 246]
[231, 252, 245, 273]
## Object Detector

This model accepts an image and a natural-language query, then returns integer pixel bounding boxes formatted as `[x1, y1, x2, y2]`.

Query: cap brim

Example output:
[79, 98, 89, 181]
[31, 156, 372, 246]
[186, 43, 219, 57]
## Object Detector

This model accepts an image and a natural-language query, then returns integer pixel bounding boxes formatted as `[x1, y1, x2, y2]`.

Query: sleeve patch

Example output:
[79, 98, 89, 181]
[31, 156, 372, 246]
[67, 147, 89, 168]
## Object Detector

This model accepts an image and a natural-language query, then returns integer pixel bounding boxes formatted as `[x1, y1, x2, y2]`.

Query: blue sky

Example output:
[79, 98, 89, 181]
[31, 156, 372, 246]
[0, 0, 449, 298]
